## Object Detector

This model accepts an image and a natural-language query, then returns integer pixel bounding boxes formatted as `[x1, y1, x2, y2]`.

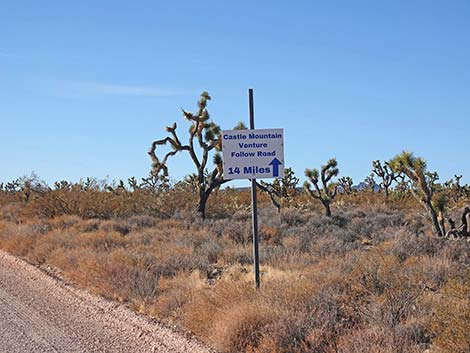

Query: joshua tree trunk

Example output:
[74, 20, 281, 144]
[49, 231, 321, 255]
[196, 197, 207, 219]
[384, 186, 389, 199]
[323, 201, 332, 217]
[412, 174, 444, 237]
[437, 210, 446, 236]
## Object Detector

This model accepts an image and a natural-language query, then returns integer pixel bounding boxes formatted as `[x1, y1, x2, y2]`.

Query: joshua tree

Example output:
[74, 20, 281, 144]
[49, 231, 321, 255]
[445, 174, 466, 202]
[452, 175, 464, 201]
[372, 160, 400, 198]
[364, 173, 376, 192]
[257, 167, 299, 212]
[148, 91, 228, 219]
[425, 171, 440, 195]
[389, 151, 443, 236]
[126, 173, 170, 193]
[304, 158, 339, 217]
[0, 179, 21, 192]
[338, 176, 354, 195]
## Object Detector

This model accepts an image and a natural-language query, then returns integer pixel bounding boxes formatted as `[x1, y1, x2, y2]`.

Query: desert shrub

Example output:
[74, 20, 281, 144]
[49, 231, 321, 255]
[24, 189, 118, 219]
[221, 221, 252, 245]
[257, 207, 281, 225]
[222, 245, 252, 266]
[182, 262, 355, 352]
[172, 210, 205, 228]
[49, 215, 82, 229]
[74, 230, 128, 252]
[99, 219, 131, 235]
[126, 215, 158, 229]
[76, 250, 161, 309]
[258, 245, 291, 266]
[152, 271, 205, 320]
[349, 213, 402, 238]
[46, 247, 88, 278]
[257, 291, 344, 353]
[280, 207, 308, 227]
[405, 255, 453, 291]
[288, 213, 351, 241]
[28, 228, 79, 264]
[259, 225, 282, 245]
[308, 234, 357, 258]
[329, 213, 350, 228]
[256, 313, 313, 353]
[158, 247, 210, 276]
[431, 278, 470, 352]
[438, 239, 470, 266]
[0, 202, 22, 222]
[350, 253, 422, 328]
[0, 222, 41, 257]
[231, 210, 251, 222]
[211, 302, 275, 353]
[390, 232, 442, 262]
[337, 326, 425, 353]
[394, 320, 431, 348]
[193, 236, 223, 264]
[2, 186, 470, 353]
[78, 219, 101, 232]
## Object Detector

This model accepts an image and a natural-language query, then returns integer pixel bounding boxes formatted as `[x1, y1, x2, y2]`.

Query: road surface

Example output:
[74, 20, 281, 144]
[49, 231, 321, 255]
[0, 250, 212, 353]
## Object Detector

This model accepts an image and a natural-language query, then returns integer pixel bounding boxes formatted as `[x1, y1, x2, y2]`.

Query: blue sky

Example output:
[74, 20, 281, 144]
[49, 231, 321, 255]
[1, 0, 469, 187]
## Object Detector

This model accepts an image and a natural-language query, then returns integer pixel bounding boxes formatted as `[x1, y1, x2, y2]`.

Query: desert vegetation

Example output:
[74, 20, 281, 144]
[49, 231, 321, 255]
[1, 94, 470, 352]
[1, 167, 470, 353]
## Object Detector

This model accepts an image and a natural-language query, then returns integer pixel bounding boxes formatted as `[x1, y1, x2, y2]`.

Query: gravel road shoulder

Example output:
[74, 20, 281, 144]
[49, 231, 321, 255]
[0, 250, 214, 353]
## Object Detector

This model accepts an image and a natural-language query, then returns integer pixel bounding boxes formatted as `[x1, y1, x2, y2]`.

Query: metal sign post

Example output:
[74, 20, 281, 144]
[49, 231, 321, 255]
[249, 89, 260, 289]
[221, 89, 285, 288]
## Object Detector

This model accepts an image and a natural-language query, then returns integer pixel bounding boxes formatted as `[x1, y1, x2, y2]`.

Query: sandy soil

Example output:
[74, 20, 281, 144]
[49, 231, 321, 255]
[0, 250, 214, 353]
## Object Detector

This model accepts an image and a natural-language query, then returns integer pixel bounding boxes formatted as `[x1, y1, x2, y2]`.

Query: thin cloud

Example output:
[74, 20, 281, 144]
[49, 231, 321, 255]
[52, 80, 188, 98]
[83, 82, 187, 97]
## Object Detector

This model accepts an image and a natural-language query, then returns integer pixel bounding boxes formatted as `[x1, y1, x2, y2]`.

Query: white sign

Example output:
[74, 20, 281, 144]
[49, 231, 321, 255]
[222, 128, 284, 180]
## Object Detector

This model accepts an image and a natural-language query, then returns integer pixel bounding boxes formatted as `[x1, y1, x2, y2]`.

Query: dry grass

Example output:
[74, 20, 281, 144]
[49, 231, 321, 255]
[0, 186, 469, 352]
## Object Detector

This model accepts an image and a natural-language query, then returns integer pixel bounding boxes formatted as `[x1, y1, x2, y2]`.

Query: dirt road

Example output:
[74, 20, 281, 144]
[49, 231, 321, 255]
[0, 250, 212, 353]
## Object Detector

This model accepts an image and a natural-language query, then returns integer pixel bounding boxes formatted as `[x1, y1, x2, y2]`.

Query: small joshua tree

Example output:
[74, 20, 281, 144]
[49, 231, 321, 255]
[257, 167, 299, 212]
[453, 175, 463, 201]
[425, 171, 440, 195]
[148, 91, 228, 219]
[338, 176, 354, 195]
[372, 160, 400, 198]
[445, 174, 466, 202]
[126, 172, 170, 193]
[304, 158, 339, 217]
[364, 173, 376, 192]
[389, 151, 443, 236]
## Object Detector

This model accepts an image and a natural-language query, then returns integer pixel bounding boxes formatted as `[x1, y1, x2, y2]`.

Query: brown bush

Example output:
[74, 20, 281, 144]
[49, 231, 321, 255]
[151, 271, 205, 321]
[431, 278, 470, 352]
[212, 302, 275, 353]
